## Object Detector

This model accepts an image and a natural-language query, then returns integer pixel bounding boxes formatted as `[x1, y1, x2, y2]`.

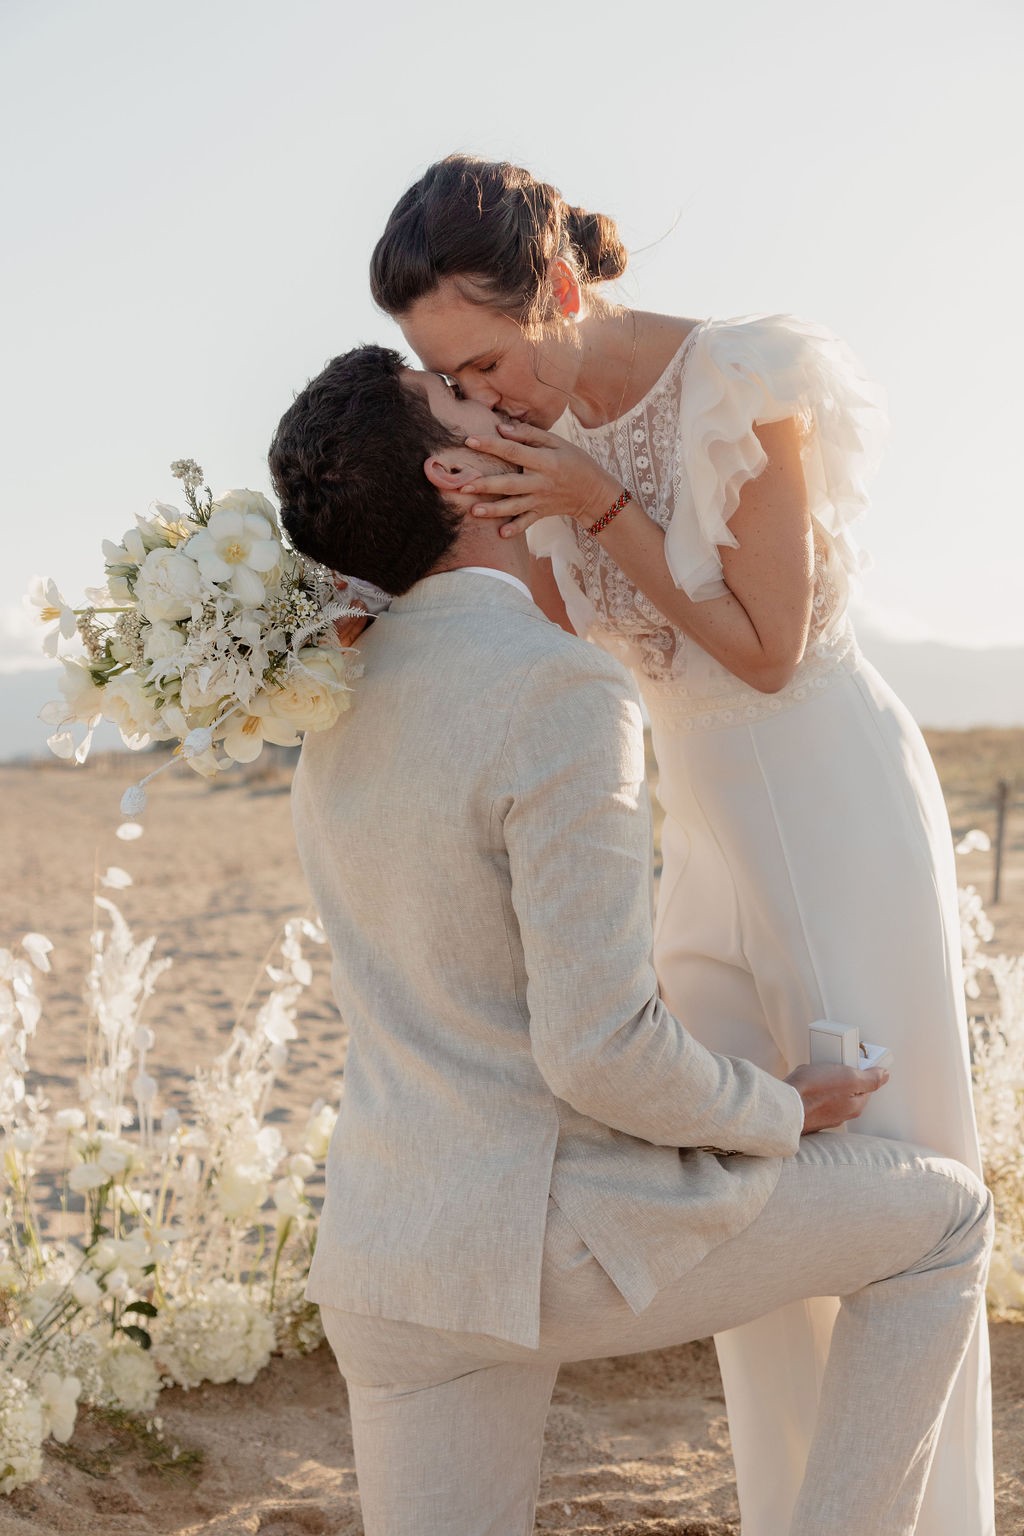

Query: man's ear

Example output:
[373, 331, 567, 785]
[549, 257, 581, 320]
[423, 454, 479, 494]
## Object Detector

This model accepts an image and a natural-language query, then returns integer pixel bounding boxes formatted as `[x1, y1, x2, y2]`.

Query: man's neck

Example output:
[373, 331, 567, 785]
[429, 538, 532, 589]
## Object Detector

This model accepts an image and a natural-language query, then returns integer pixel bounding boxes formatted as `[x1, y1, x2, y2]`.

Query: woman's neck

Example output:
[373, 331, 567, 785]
[567, 308, 699, 428]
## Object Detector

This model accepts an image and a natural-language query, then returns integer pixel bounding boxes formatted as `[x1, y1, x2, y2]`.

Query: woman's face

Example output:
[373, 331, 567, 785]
[399, 280, 577, 432]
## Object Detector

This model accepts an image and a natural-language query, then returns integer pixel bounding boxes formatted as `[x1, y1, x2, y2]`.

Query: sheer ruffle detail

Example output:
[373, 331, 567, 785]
[526, 515, 603, 639]
[666, 314, 888, 602]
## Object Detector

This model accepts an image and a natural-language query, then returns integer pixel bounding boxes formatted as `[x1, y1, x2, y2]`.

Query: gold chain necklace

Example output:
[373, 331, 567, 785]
[610, 309, 639, 424]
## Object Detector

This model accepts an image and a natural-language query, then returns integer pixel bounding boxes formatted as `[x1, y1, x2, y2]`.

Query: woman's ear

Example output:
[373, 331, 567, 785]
[423, 454, 478, 494]
[549, 257, 581, 320]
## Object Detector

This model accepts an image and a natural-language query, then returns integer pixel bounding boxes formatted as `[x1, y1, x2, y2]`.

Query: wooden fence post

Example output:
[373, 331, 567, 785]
[992, 779, 1009, 905]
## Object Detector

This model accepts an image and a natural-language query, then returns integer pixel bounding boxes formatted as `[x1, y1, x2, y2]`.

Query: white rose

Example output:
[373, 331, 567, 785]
[258, 648, 352, 737]
[134, 547, 206, 622]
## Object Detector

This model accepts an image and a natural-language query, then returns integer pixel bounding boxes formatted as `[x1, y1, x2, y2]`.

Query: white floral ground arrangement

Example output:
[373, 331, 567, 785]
[1, 873, 337, 1493]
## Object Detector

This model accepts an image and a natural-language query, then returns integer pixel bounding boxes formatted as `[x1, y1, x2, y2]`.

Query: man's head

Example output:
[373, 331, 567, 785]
[268, 344, 505, 595]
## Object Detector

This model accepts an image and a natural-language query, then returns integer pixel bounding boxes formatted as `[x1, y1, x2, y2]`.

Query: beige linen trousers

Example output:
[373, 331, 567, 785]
[291, 571, 991, 1536]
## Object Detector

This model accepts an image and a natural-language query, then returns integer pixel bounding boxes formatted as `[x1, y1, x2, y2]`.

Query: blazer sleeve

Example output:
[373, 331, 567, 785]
[501, 644, 804, 1156]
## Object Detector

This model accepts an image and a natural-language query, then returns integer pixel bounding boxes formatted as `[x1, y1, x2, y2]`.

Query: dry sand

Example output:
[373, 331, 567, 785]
[1, 742, 1022, 1536]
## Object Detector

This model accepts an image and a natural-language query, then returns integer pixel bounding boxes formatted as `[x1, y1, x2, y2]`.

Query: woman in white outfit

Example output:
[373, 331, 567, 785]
[371, 154, 993, 1535]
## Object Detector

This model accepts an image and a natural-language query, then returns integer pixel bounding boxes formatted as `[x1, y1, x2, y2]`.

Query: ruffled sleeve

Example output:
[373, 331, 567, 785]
[665, 314, 888, 602]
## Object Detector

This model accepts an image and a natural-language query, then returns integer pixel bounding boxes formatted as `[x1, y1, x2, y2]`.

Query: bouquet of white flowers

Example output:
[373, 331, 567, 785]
[30, 459, 361, 812]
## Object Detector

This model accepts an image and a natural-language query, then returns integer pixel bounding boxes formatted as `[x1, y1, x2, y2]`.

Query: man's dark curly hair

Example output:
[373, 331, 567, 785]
[268, 344, 463, 595]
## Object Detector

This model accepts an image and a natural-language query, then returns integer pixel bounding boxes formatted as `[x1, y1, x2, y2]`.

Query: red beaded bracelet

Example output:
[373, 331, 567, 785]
[586, 488, 632, 538]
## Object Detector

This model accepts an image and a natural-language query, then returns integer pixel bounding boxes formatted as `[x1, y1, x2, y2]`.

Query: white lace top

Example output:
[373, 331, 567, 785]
[527, 315, 888, 730]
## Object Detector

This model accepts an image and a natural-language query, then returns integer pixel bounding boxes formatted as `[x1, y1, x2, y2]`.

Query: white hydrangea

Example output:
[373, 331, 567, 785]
[96, 1338, 161, 1414]
[0, 1371, 44, 1493]
[152, 1279, 274, 1389]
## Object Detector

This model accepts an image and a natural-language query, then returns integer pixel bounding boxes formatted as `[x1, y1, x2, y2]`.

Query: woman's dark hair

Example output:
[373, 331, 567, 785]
[370, 154, 628, 321]
[268, 345, 462, 596]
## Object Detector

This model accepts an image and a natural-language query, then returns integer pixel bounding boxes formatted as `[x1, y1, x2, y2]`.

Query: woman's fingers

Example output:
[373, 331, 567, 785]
[464, 470, 542, 499]
[463, 433, 537, 466]
[496, 419, 558, 446]
[496, 511, 543, 537]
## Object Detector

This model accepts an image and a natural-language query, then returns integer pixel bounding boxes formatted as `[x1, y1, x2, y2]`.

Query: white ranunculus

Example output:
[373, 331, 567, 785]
[134, 547, 207, 623]
[185, 495, 281, 605]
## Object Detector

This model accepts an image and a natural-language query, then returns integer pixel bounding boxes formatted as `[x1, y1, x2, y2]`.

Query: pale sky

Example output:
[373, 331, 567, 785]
[3, 0, 1023, 683]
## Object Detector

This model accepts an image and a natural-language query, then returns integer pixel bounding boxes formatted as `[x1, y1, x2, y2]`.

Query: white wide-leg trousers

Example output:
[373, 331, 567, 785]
[650, 660, 994, 1535]
[321, 1134, 991, 1536]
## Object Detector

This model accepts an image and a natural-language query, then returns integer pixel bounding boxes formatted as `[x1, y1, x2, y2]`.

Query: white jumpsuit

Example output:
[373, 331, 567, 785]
[530, 314, 994, 1536]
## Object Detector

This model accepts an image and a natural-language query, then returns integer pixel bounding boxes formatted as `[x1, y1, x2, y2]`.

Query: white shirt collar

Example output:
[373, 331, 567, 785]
[454, 566, 535, 604]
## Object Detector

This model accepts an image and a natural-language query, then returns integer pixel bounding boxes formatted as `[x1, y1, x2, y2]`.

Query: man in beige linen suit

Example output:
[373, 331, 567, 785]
[269, 346, 991, 1536]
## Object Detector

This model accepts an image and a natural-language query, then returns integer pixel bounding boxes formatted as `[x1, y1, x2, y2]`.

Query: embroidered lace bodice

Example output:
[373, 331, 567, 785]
[529, 315, 887, 730]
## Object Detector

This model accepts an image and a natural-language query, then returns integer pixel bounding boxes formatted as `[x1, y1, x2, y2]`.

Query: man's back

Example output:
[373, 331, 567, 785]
[293, 571, 802, 1346]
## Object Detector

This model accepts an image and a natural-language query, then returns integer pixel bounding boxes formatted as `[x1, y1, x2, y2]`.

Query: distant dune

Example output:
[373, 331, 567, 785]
[2, 633, 1022, 762]
[856, 630, 1024, 730]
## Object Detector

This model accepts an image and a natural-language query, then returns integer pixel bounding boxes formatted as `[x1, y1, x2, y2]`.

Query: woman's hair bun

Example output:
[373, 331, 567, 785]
[563, 203, 628, 283]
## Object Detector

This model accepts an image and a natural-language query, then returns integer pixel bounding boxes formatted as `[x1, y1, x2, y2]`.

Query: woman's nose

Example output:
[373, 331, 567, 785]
[466, 380, 501, 410]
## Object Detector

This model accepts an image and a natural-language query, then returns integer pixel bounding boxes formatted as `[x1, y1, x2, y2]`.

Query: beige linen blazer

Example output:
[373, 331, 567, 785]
[294, 571, 803, 1348]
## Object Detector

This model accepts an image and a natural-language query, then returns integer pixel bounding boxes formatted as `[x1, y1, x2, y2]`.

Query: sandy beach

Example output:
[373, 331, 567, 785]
[1, 738, 1022, 1535]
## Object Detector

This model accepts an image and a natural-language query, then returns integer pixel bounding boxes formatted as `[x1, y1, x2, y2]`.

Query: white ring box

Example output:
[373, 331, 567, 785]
[809, 1021, 893, 1072]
